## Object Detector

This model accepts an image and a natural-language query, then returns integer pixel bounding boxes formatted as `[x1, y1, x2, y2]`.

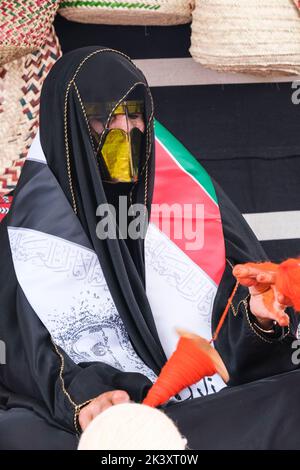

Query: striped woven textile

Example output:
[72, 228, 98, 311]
[0, 26, 62, 196]
[0, 0, 59, 65]
[58, 0, 192, 25]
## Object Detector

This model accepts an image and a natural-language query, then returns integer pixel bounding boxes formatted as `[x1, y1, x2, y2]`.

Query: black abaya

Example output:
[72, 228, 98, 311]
[0, 47, 299, 450]
[2, 368, 300, 450]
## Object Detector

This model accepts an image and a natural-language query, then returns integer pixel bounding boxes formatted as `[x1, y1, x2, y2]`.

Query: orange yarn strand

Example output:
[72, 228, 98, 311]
[211, 281, 239, 342]
[143, 281, 238, 408]
[143, 336, 217, 408]
[143, 258, 300, 410]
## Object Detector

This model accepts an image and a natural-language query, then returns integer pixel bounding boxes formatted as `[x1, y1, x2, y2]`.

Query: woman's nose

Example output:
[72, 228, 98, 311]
[109, 114, 130, 131]
[109, 114, 145, 132]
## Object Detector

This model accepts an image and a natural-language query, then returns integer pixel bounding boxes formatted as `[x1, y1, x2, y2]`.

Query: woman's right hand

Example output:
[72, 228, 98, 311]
[78, 390, 131, 431]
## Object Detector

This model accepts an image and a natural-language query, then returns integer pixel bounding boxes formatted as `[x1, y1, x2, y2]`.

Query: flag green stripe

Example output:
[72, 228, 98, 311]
[154, 120, 218, 205]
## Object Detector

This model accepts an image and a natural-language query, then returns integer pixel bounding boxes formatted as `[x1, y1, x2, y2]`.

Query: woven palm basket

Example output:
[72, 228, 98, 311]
[58, 0, 193, 26]
[190, 0, 300, 76]
[0, 27, 61, 196]
[0, 0, 59, 66]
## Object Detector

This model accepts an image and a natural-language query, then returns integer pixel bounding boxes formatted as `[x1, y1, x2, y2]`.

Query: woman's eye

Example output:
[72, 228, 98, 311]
[90, 118, 104, 133]
[128, 114, 139, 120]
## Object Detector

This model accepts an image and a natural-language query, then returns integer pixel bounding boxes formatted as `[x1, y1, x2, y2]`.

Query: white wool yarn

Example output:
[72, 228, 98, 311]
[78, 403, 187, 450]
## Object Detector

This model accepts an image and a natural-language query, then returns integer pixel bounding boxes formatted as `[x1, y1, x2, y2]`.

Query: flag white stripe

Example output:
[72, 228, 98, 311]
[243, 211, 300, 241]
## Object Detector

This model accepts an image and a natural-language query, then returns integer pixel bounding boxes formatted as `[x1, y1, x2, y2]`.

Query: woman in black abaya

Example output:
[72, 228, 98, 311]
[0, 47, 299, 450]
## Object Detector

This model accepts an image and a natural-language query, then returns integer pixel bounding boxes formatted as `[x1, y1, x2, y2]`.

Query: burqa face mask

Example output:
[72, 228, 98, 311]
[86, 100, 145, 183]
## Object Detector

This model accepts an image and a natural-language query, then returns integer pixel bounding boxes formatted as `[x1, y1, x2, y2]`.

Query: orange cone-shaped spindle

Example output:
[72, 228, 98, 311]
[143, 330, 229, 408]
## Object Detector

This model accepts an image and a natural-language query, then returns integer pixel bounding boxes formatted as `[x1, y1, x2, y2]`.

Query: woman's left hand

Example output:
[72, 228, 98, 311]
[232, 264, 292, 328]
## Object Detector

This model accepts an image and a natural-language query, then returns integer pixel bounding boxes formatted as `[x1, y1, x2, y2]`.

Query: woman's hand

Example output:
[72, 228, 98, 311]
[79, 390, 131, 431]
[233, 264, 293, 328]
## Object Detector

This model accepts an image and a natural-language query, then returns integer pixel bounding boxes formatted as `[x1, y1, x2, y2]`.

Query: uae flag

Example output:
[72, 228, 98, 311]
[145, 121, 227, 399]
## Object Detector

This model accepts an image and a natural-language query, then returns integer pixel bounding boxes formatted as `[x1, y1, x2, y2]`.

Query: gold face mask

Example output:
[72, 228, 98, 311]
[86, 100, 145, 183]
[101, 127, 143, 183]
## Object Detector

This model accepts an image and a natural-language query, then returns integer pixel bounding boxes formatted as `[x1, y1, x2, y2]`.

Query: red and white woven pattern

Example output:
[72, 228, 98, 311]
[0, 1, 59, 65]
[0, 194, 12, 222]
[294, 1, 300, 10]
[0, 27, 62, 196]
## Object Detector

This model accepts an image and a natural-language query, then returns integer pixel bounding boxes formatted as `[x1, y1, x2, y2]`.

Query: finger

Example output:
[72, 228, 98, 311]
[94, 397, 113, 412]
[278, 303, 287, 311]
[233, 265, 259, 279]
[273, 294, 290, 325]
[232, 265, 250, 277]
[277, 293, 286, 304]
[261, 310, 289, 327]
[274, 280, 293, 307]
[249, 285, 271, 296]
[233, 265, 271, 279]
[277, 292, 293, 307]
[256, 272, 276, 284]
[233, 266, 261, 287]
[79, 393, 119, 431]
[111, 391, 130, 405]
[269, 298, 290, 326]
[239, 278, 259, 288]
[84, 397, 112, 419]
[233, 265, 277, 288]
[98, 401, 114, 415]
[79, 407, 94, 431]
[275, 311, 290, 327]
[251, 292, 288, 326]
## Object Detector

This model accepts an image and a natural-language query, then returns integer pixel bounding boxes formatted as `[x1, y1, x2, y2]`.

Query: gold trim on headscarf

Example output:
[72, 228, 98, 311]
[63, 48, 154, 214]
[85, 100, 144, 119]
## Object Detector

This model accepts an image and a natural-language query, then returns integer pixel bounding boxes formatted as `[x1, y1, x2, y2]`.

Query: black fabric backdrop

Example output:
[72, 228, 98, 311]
[54, 16, 300, 262]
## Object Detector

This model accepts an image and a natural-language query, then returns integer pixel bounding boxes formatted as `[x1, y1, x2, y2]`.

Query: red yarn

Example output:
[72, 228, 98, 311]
[276, 259, 300, 312]
[143, 336, 217, 408]
[242, 259, 300, 312]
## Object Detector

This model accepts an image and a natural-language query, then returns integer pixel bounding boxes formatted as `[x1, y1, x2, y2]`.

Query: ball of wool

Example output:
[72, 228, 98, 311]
[78, 403, 187, 450]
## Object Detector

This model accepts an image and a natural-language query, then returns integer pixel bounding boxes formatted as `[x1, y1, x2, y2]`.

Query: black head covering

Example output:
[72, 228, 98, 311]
[39, 47, 166, 374]
[2, 48, 299, 445]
